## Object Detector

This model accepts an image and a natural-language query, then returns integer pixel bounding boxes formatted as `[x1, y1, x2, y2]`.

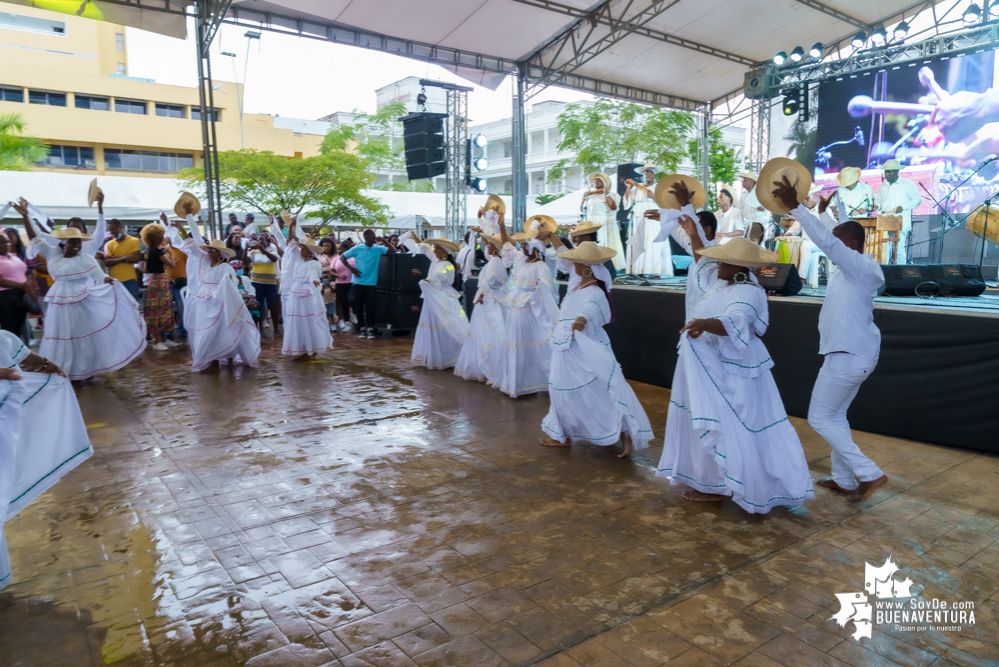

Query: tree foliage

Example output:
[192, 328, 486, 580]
[546, 99, 696, 184]
[535, 192, 568, 206]
[178, 149, 388, 225]
[687, 126, 740, 192]
[0, 113, 48, 171]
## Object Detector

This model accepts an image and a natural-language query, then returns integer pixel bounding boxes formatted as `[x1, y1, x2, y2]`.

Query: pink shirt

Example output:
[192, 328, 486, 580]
[0, 253, 27, 291]
[331, 255, 355, 284]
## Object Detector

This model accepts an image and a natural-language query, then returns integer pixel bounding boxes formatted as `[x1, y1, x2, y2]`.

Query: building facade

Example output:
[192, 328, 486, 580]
[0, 5, 327, 178]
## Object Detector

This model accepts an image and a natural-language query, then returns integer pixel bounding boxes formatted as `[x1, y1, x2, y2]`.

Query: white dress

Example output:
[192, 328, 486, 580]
[625, 184, 671, 276]
[454, 254, 508, 383]
[280, 245, 332, 356]
[542, 285, 653, 449]
[170, 221, 260, 371]
[0, 330, 92, 591]
[28, 238, 146, 380]
[585, 192, 625, 272]
[656, 277, 814, 514]
[407, 239, 469, 370]
[494, 244, 559, 397]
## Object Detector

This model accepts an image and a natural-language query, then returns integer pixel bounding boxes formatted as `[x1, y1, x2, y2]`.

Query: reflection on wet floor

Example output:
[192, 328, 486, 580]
[2, 335, 998, 666]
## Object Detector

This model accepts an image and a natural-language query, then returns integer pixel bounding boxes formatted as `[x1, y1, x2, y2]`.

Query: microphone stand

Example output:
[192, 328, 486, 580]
[922, 156, 999, 263]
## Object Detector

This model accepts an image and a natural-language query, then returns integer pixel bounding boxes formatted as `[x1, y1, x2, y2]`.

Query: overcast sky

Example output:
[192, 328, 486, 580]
[125, 19, 594, 126]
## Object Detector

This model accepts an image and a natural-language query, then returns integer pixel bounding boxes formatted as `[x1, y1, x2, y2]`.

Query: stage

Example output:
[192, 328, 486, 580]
[605, 281, 999, 454]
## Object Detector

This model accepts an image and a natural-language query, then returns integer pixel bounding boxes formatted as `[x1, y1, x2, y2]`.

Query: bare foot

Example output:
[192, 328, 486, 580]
[540, 436, 571, 447]
[816, 478, 855, 494]
[617, 434, 634, 459]
[681, 490, 725, 502]
[850, 475, 888, 503]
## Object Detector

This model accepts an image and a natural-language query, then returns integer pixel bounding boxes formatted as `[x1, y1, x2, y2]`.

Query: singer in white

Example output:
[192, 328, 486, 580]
[874, 160, 922, 264]
[581, 172, 625, 272]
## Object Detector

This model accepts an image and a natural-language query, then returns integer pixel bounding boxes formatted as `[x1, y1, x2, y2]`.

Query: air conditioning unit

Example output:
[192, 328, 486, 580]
[744, 69, 772, 100]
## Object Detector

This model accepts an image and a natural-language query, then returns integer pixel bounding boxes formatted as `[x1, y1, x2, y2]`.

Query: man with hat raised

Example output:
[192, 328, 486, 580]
[874, 159, 922, 264]
[829, 167, 875, 222]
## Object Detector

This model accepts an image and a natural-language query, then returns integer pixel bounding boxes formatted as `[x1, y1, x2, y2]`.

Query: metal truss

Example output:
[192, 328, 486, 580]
[792, 0, 870, 30]
[444, 88, 469, 242]
[193, 0, 230, 238]
[748, 97, 771, 171]
[525, 66, 706, 111]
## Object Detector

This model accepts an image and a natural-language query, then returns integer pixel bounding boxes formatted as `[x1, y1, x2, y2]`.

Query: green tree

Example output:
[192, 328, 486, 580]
[687, 126, 739, 197]
[0, 113, 48, 171]
[546, 99, 696, 184]
[178, 149, 387, 225]
[535, 192, 568, 206]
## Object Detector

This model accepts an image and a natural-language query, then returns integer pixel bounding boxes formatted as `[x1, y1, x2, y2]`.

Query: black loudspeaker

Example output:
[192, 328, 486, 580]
[881, 264, 933, 296]
[931, 264, 986, 296]
[754, 263, 802, 296]
[615, 163, 643, 237]
[375, 289, 423, 330]
[881, 264, 986, 297]
[400, 112, 448, 180]
[378, 253, 430, 292]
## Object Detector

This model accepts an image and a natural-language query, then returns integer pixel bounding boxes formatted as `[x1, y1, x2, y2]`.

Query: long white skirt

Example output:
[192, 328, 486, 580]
[412, 283, 469, 370]
[542, 333, 653, 449]
[493, 304, 552, 398]
[40, 281, 147, 380]
[454, 294, 505, 383]
[187, 289, 260, 371]
[595, 213, 625, 272]
[1, 372, 92, 590]
[656, 335, 814, 514]
[282, 281, 332, 356]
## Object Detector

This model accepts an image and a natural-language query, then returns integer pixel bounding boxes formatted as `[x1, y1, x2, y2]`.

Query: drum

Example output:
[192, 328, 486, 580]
[968, 204, 999, 246]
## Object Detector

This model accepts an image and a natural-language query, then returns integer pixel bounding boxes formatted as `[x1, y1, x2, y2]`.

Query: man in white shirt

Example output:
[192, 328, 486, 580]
[771, 175, 889, 503]
[738, 171, 769, 243]
[830, 167, 875, 220]
[874, 159, 923, 264]
[455, 231, 476, 284]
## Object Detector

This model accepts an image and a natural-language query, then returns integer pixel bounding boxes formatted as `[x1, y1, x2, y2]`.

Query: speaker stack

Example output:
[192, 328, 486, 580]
[374, 253, 431, 335]
[881, 264, 986, 297]
[754, 263, 803, 296]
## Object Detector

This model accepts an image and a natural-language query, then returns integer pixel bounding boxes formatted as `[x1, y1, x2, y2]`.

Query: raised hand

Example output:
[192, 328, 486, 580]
[670, 181, 692, 208]
[771, 175, 803, 212]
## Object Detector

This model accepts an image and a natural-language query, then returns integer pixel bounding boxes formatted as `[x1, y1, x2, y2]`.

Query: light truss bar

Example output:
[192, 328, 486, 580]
[525, 65, 707, 111]
[792, 0, 870, 30]
[70, 0, 189, 17]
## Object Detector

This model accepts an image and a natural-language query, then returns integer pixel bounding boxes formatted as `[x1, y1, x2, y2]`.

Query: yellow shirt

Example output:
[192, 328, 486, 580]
[166, 245, 188, 280]
[105, 235, 141, 283]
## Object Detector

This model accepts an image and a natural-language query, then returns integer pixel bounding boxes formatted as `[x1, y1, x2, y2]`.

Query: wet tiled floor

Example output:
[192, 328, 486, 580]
[2, 334, 997, 666]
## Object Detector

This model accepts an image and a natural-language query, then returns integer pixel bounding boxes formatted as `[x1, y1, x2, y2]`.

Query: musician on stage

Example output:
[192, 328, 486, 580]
[829, 167, 875, 221]
[874, 159, 922, 264]
[623, 166, 669, 277]
[738, 171, 769, 244]
[581, 172, 624, 272]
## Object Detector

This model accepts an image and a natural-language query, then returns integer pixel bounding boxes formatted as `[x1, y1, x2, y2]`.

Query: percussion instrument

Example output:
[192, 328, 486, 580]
[625, 179, 654, 196]
[967, 204, 999, 246]
[855, 215, 902, 264]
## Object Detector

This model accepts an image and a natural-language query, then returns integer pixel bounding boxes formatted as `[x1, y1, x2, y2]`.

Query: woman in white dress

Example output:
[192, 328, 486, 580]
[0, 329, 92, 591]
[404, 232, 469, 370]
[540, 242, 653, 458]
[167, 208, 260, 371]
[625, 166, 671, 277]
[715, 188, 746, 245]
[280, 236, 332, 360]
[493, 220, 559, 397]
[15, 200, 146, 381]
[656, 232, 814, 513]
[582, 172, 624, 272]
[454, 231, 508, 383]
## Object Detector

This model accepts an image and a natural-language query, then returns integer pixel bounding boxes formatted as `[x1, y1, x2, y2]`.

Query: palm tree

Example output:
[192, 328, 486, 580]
[0, 113, 48, 170]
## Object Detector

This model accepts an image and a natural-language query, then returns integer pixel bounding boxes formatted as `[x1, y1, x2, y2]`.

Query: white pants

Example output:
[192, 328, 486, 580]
[807, 352, 883, 490]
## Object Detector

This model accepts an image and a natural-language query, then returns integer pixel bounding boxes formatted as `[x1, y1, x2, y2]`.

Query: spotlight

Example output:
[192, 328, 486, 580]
[964, 3, 981, 24]
[851, 31, 866, 48]
[773, 51, 787, 66]
[473, 157, 488, 171]
[991, 3, 999, 19]
[472, 134, 488, 148]
[790, 46, 804, 62]
[783, 93, 799, 116]
[809, 42, 824, 58]
[893, 21, 909, 40]
[469, 177, 488, 192]
[871, 26, 887, 46]
[416, 92, 428, 107]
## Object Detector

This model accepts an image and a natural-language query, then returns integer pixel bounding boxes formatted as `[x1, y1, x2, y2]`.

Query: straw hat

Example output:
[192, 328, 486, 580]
[525, 214, 557, 234]
[174, 191, 201, 218]
[696, 237, 777, 268]
[480, 233, 503, 249]
[739, 171, 759, 183]
[641, 164, 657, 174]
[484, 194, 506, 216]
[199, 238, 236, 258]
[296, 237, 322, 258]
[568, 220, 603, 237]
[757, 157, 813, 215]
[509, 229, 539, 242]
[836, 167, 862, 187]
[558, 241, 617, 266]
[51, 227, 93, 241]
[280, 209, 295, 226]
[654, 174, 707, 210]
[808, 183, 824, 197]
[587, 172, 612, 188]
[87, 178, 101, 207]
[881, 159, 902, 171]
[426, 237, 460, 254]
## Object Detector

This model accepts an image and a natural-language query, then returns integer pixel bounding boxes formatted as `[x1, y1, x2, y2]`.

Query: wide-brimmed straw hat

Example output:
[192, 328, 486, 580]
[654, 174, 707, 210]
[880, 159, 902, 171]
[758, 157, 813, 215]
[484, 194, 506, 216]
[509, 229, 539, 242]
[174, 191, 201, 218]
[480, 233, 503, 249]
[296, 238, 322, 258]
[199, 238, 236, 258]
[587, 172, 612, 188]
[558, 241, 617, 266]
[837, 167, 862, 187]
[525, 215, 557, 234]
[641, 164, 656, 174]
[696, 237, 777, 268]
[51, 227, 93, 241]
[739, 171, 759, 182]
[87, 178, 101, 207]
[568, 220, 603, 237]
[280, 209, 296, 226]
[426, 237, 460, 254]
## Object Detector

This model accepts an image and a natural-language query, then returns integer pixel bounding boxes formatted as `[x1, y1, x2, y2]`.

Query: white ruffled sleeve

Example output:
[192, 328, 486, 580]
[0, 329, 29, 365]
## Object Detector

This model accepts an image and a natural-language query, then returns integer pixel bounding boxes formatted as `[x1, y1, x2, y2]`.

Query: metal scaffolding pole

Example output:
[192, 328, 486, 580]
[701, 104, 712, 201]
[749, 96, 771, 172]
[511, 66, 528, 232]
[444, 87, 469, 242]
[194, 3, 225, 240]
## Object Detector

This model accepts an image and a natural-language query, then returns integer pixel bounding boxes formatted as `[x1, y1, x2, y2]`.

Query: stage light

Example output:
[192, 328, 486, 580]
[809, 42, 824, 59]
[790, 46, 804, 62]
[472, 134, 488, 148]
[773, 51, 787, 66]
[893, 21, 909, 40]
[871, 26, 887, 46]
[964, 3, 981, 24]
[473, 157, 488, 171]
[416, 92, 428, 107]
[851, 32, 867, 48]
[469, 177, 488, 192]
[783, 94, 799, 116]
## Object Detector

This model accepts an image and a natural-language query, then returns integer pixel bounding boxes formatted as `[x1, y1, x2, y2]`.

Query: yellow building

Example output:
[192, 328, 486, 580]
[0, 5, 326, 177]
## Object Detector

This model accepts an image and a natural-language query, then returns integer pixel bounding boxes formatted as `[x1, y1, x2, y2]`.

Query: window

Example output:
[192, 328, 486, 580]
[38, 145, 96, 169]
[0, 12, 65, 35]
[115, 33, 124, 51]
[191, 107, 220, 122]
[155, 103, 184, 118]
[116, 63, 126, 75]
[115, 98, 146, 114]
[0, 86, 23, 103]
[104, 149, 194, 173]
[75, 94, 109, 111]
[28, 89, 66, 107]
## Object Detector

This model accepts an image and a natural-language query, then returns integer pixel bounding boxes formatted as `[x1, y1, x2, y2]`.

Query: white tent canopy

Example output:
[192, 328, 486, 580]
[531, 190, 585, 228]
